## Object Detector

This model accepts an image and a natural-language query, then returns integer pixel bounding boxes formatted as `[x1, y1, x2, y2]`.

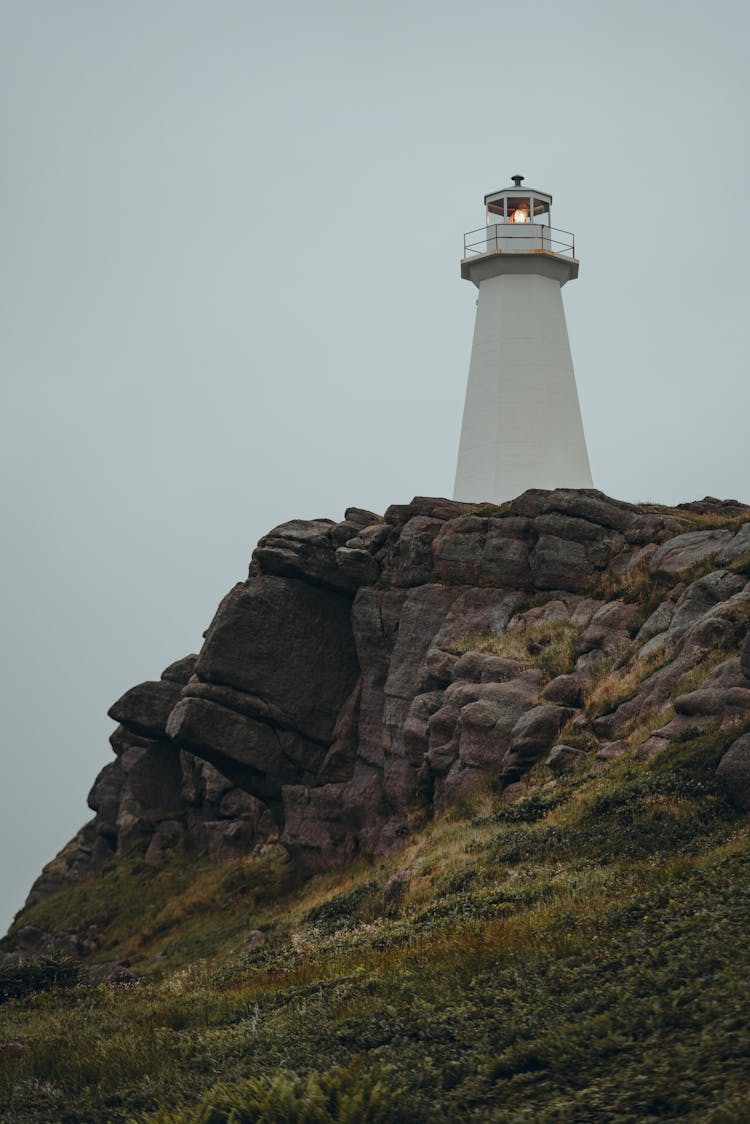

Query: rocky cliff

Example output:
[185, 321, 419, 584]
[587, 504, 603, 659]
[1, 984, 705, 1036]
[19, 489, 750, 916]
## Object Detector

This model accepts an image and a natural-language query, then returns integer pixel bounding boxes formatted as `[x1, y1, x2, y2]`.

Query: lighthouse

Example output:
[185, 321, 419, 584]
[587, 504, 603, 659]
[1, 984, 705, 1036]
[453, 176, 593, 502]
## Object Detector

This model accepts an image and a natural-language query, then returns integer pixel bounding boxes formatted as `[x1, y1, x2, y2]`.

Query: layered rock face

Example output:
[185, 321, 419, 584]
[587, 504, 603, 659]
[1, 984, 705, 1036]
[24, 490, 750, 905]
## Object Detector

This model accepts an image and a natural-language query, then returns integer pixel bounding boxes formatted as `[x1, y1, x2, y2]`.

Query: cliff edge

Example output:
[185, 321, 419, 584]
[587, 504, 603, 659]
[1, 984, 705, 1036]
[13, 489, 750, 925]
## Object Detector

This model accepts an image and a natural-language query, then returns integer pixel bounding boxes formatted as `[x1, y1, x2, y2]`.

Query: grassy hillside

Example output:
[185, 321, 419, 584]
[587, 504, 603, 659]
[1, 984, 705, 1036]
[2, 716, 750, 1122]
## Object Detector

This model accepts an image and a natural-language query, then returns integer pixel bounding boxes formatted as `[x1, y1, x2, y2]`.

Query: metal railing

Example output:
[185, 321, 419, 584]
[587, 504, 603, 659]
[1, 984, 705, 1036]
[463, 224, 576, 260]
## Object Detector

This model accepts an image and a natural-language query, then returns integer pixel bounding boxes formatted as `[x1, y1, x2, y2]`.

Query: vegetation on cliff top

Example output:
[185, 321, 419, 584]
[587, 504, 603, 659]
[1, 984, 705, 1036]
[2, 719, 750, 1122]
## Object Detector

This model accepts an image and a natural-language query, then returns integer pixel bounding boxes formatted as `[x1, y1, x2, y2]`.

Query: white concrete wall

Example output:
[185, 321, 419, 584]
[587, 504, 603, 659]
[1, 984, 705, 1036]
[453, 269, 593, 503]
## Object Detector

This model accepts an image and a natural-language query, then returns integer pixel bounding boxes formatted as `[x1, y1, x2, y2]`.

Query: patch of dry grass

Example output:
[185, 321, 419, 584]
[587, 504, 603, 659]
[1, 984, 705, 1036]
[623, 704, 676, 749]
[583, 646, 670, 718]
[643, 504, 750, 531]
[448, 619, 579, 679]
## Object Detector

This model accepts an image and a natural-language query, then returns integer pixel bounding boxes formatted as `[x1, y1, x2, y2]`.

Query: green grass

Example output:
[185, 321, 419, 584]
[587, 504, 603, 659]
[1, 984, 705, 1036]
[5, 842, 300, 972]
[2, 721, 750, 1122]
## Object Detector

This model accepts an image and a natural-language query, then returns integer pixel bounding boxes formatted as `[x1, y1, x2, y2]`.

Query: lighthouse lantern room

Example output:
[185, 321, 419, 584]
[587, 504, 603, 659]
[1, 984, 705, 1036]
[463, 175, 574, 262]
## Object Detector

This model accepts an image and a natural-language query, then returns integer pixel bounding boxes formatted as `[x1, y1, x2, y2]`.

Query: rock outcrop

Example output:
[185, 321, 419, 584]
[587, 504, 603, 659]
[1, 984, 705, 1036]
[19, 491, 750, 910]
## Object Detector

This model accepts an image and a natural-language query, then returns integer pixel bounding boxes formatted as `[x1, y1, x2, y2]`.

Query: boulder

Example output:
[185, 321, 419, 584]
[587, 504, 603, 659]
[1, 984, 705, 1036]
[160, 654, 199, 685]
[115, 745, 184, 852]
[108, 724, 156, 758]
[385, 496, 475, 527]
[673, 687, 750, 719]
[457, 685, 533, 770]
[595, 740, 629, 764]
[635, 735, 670, 762]
[715, 522, 750, 567]
[423, 647, 458, 686]
[677, 498, 749, 518]
[570, 598, 607, 628]
[649, 529, 734, 578]
[87, 961, 138, 985]
[344, 506, 383, 527]
[636, 599, 676, 646]
[335, 547, 379, 586]
[716, 733, 750, 810]
[645, 713, 715, 743]
[388, 516, 443, 587]
[701, 658, 750, 690]
[433, 515, 487, 585]
[196, 575, 359, 744]
[108, 679, 183, 739]
[382, 868, 411, 911]
[452, 680, 537, 776]
[401, 692, 445, 759]
[503, 705, 575, 782]
[481, 518, 533, 587]
[253, 519, 363, 591]
[426, 703, 462, 774]
[166, 697, 324, 805]
[357, 523, 391, 551]
[432, 588, 522, 651]
[452, 651, 526, 684]
[342, 762, 398, 851]
[535, 512, 625, 568]
[541, 674, 584, 708]
[117, 745, 183, 817]
[281, 782, 358, 869]
[87, 760, 125, 838]
[546, 744, 586, 773]
[532, 535, 594, 593]
[508, 489, 637, 532]
[179, 754, 234, 808]
[667, 571, 746, 639]
[535, 511, 609, 544]
[577, 601, 641, 654]
[23, 822, 115, 906]
[331, 519, 367, 546]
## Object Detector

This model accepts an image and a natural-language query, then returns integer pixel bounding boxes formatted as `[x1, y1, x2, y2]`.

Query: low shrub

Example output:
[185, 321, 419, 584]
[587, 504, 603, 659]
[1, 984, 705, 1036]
[0, 955, 84, 1003]
[303, 883, 380, 935]
[139, 1061, 410, 1123]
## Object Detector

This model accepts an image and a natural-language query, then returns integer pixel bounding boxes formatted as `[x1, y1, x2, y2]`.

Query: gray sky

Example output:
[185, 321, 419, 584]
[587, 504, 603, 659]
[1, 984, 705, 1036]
[2, 0, 748, 934]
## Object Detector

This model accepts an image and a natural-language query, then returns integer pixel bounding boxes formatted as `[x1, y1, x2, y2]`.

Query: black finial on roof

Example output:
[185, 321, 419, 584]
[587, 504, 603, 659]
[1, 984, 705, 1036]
[511, 175, 524, 187]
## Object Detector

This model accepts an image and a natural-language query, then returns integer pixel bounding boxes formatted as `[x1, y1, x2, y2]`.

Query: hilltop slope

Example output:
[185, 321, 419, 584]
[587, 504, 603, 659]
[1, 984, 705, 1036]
[2, 489, 750, 1121]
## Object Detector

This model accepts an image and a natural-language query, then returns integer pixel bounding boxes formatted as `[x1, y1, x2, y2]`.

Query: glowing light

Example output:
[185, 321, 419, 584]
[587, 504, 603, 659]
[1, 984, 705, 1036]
[510, 208, 529, 224]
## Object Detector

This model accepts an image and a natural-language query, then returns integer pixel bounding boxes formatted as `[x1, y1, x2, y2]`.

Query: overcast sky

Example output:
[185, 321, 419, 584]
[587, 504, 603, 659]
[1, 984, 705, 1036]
[2, 0, 748, 934]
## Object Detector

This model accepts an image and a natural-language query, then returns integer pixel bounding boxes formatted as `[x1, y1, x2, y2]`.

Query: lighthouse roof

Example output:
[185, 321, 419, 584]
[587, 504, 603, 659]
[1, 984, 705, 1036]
[484, 185, 552, 207]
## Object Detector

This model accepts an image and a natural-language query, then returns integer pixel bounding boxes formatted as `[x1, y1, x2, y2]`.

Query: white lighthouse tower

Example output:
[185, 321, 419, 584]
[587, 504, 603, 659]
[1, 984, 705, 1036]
[453, 176, 593, 502]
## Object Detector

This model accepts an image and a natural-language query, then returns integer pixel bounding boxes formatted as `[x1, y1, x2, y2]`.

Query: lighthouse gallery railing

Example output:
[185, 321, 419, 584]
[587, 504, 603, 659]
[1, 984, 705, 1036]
[463, 224, 576, 260]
